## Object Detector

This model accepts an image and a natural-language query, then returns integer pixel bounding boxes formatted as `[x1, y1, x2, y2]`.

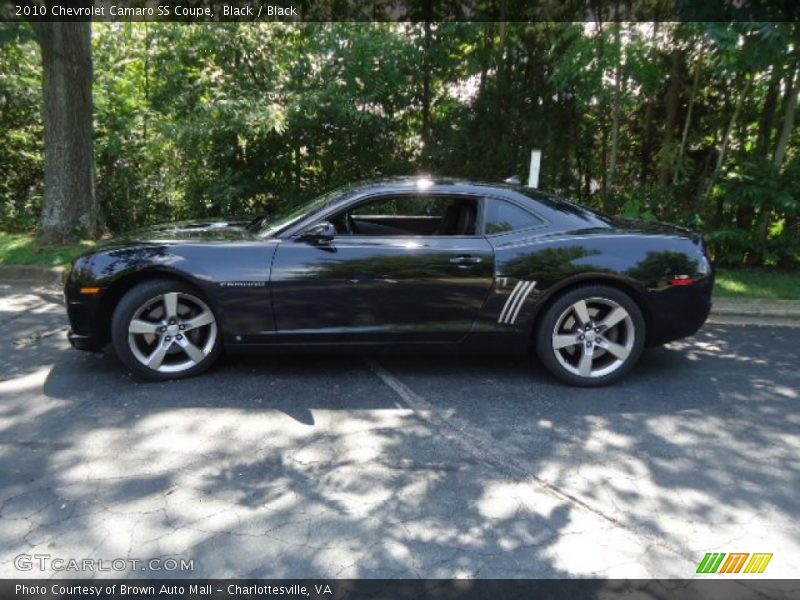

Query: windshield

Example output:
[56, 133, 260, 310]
[257, 185, 356, 237]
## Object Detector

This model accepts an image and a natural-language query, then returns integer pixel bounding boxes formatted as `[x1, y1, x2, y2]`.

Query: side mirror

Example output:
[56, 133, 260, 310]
[299, 221, 336, 244]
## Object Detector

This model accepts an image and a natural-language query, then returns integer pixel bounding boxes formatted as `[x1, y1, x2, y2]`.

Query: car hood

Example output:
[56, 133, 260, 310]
[97, 219, 259, 247]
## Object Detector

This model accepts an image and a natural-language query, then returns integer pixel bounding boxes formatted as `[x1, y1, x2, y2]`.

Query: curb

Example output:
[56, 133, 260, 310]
[0, 265, 65, 285]
[711, 298, 800, 320]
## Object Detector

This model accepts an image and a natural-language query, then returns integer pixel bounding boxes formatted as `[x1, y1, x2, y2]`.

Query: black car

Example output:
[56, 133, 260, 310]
[64, 177, 713, 386]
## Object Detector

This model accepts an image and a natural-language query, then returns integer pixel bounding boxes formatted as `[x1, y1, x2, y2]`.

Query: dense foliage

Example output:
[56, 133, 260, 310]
[1, 22, 798, 266]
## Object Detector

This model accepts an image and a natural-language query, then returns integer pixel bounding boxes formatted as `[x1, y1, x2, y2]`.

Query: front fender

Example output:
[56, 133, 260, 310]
[65, 241, 279, 349]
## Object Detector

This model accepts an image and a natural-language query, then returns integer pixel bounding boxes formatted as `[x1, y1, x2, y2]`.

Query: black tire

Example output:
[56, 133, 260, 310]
[111, 279, 222, 381]
[535, 284, 645, 387]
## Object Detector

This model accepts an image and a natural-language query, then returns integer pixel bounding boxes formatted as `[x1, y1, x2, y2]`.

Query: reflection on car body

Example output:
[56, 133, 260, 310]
[64, 177, 713, 386]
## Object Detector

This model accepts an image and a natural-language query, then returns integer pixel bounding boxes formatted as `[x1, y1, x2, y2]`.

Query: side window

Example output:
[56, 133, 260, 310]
[352, 196, 443, 218]
[483, 199, 542, 235]
[333, 195, 479, 237]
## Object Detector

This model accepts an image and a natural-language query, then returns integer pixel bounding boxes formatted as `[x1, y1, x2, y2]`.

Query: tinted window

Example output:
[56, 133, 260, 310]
[334, 195, 479, 237]
[353, 195, 448, 218]
[484, 200, 542, 235]
[517, 188, 610, 225]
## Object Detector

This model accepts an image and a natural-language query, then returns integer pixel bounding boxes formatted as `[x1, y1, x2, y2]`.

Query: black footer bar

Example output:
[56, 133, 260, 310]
[1, 579, 797, 600]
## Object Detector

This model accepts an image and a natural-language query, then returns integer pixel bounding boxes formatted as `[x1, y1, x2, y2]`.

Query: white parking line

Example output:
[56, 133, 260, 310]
[365, 357, 697, 569]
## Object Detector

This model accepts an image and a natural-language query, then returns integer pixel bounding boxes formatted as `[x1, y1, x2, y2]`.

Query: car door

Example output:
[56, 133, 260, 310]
[269, 192, 495, 344]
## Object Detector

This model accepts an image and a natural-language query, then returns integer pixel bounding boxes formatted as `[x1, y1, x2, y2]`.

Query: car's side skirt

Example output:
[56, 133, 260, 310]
[223, 331, 530, 356]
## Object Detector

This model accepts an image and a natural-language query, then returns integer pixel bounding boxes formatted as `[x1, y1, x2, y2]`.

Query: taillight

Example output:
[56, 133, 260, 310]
[670, 275, 697, 286]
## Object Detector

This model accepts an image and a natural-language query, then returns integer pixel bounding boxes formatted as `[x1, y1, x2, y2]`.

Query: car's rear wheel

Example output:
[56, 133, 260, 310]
[535, 285, 645, 386]
[111, 279, 221, 381]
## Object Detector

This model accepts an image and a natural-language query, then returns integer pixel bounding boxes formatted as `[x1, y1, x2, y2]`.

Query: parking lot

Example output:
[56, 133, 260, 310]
[1, 281, 798, 578]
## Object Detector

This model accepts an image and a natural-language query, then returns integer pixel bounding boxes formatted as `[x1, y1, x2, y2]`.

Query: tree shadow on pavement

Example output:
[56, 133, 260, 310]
[0, 323, 797, 577]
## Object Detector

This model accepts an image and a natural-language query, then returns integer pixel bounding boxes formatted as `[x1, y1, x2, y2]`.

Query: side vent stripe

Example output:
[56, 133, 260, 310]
[497, 280, 536, 325]
[508, 281, 536, 324]
[497, 281, 523, 324]
[503, 280, 532, 324]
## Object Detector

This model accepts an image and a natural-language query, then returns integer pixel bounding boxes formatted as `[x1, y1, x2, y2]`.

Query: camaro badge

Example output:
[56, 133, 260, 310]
[219, 281, 265, 288]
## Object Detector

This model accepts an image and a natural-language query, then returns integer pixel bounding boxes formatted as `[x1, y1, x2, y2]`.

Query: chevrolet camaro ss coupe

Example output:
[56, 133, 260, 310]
[64, 177, 713, 386]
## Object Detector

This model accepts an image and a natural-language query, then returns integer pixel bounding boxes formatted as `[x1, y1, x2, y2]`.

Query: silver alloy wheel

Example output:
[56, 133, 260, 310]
[551, 296, 634, 379]
[127, 292, 217, 374]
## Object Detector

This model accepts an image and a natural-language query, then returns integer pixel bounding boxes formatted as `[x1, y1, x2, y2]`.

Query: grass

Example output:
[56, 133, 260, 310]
[0, 232, 95, 267]
[714, 268, 800, 301]
[1, 231, 798, 300]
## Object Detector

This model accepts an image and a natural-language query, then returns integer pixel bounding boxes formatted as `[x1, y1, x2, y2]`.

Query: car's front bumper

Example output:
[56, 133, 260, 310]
[64, 283, 107, 352]
[67, 330, 104, 351]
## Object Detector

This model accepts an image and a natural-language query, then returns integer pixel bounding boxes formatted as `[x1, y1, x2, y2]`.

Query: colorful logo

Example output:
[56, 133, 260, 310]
[696, 553, 773, 574]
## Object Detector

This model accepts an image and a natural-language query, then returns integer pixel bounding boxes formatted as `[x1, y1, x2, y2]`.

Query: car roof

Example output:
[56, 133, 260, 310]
[335, 176, 609, 227]
[275, 176, 609, 237]
[344, 175, 518, 195]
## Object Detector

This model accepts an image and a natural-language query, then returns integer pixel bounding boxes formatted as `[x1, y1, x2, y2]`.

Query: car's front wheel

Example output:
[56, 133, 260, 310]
[535, 285, 645, 386]
[111, 279, 222, 381]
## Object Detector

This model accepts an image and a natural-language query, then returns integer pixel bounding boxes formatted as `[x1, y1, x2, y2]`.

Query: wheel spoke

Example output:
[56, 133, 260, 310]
[600, 306, 628, 330]
[578, 344, 594, 376]
[163, 292, 179, 320]
[600, 338, 630, 360]
[176, 336, 205, 364]
[553, 334, 580, 349]
[146, 339, 171, 369]
[129, 290, 217, 373]
[129, 319, 160, 335]
[572, 300, 591, 325]
[183, 310, 214, 331]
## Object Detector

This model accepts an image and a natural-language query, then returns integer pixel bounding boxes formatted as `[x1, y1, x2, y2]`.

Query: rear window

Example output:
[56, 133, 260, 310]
[484, 199, 542, 235]
[517, 188, 610, 226]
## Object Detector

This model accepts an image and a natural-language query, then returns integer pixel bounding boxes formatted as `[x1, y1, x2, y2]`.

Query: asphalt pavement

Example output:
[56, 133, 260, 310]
[1, 281, 798, 579]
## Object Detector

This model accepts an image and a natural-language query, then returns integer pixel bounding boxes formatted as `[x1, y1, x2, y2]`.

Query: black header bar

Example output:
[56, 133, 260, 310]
[2, 0, 799, 23]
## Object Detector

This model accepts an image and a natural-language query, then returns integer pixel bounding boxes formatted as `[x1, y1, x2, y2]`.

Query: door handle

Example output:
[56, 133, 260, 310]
[450, 255, 483, 266]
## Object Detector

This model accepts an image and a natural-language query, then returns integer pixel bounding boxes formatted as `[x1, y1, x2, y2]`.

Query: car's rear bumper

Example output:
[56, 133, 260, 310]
[645, 276, 713, 346]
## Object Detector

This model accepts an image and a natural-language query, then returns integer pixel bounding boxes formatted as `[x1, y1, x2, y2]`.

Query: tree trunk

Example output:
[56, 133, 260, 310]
[757, 59, 800, 261]
[756, 66, 781, 157]
[740, 64, 780, 255]
[594, 19, 608, 204]
[36, 21, 99, 244]
[673, 48, 703, 185]
[478, 24, 490, 95]
[639, 21, 659, 184]
[777, 60, 800, 265]
[640, 98, 654, 183]
[658, 46, 682, 186]
[773, 61, 799, 169]
[420, 5, 433, 162]
[704, 76, 751, 205]
[605, 19, 622, 207]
